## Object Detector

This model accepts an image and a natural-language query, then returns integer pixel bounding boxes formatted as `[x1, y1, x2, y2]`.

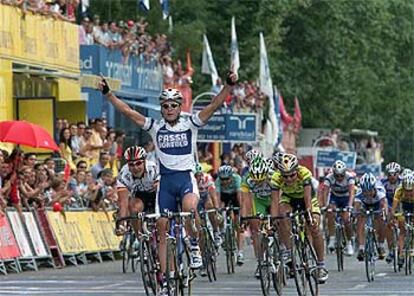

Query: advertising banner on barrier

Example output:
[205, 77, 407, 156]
[0, 215, 20, 259]
[7, 212, 33, 258]
[0, 4, 79, 72]
[23, 212, 49, 257]
[198, 113, 257, 142]
[47, 211, 121, 254]
[47, 212, 88, 253]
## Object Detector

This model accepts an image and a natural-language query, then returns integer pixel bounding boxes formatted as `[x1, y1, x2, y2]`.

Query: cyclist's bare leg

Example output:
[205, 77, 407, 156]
[308, 214, 325, 262]
[129, 198, 144, 237]
[342, 211, 353, 240]
[327, 204, 336, 238]
[386, 220, 394, 250]
[182, 193, 200, 239]
[374, 216, 386, 244]
[234, 213, 244, 251]
[116, 190, 130, 235]
[205, 198, 219, 232]
[355, 202, 366, 247]
[250, 219, 260, 259]
[157, 218, 169, 274]
[398, 219, 405, 255]
[278, 202, 293, 250]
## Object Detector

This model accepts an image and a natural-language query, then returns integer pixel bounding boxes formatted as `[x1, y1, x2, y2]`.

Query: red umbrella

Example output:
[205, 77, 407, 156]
[0, 120, 59, 151]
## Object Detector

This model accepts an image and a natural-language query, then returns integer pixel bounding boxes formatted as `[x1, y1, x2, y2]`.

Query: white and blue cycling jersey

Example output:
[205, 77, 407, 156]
[143, 113, 205, 212]
[355, 181, 386, 206]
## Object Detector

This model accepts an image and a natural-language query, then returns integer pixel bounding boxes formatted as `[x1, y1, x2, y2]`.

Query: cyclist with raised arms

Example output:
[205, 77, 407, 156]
[270, 153, 329, 283]
[116, 146, 159, 237]
[99, 72, 237, 291]
[322, 160, 356, 256]
[241, 157, 275, 278]
[215, 164, 244, 264]
[354, 172, 387, 261]
[380, 162, 402, 263]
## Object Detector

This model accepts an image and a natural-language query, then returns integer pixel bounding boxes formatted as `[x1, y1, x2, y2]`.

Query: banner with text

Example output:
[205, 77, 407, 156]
[7, 212, 33, 258]
[198, 113, 257, 143]
[47, 211, 121, 254]
[316, 149, 357, 169]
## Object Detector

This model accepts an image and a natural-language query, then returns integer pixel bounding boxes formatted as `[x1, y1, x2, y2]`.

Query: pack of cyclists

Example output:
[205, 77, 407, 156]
[99, 77, 414, 295]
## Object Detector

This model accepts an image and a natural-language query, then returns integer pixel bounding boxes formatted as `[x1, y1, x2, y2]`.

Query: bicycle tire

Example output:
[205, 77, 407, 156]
[258, 235, 271, 296]
[140, 239, 157, 296]
[166, 239, 178, 296]
[225, 225, 235, 274]
[393, 227, 399, 273]
[122, 233, 131, 274]
[179, 246, 194, 296]
[292, 241, 306, 296]
[303, 237, 319, 296]
[203, 228, 214, 283]
[271, 238, 284, 296]
[335, 226, 344, 272]
[207, 230, 217, 281]
[364, 232, 375, 282]
[131, 234, 139, 273]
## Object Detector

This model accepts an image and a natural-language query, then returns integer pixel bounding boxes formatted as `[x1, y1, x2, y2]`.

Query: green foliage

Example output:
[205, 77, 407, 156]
[89, 0, 414, 165]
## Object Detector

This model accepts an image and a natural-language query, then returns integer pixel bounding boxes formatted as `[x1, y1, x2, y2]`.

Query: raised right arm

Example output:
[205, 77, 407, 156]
[99, 78, 146, 127]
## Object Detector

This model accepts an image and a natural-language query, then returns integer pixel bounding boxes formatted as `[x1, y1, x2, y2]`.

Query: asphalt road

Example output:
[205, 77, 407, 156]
[1, 247, 414, 296]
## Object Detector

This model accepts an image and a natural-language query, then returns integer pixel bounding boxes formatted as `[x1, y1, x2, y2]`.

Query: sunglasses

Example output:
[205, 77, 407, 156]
[334, 173, 345, 178]
[78, 166, 87, 169]
[162, 103, 180, 110]
[388, 172, 398, 177]
[220, 177, 230, 181]
[128, 160, 144, 167]
[282, 172, 297, 179]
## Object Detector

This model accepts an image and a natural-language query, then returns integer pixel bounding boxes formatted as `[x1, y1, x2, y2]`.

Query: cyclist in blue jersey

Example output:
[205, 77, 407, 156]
[380, 162, 402, 263]
[354, 173, 387, 261]
[99, 72, 237, 293]
[215, 165, 244, 263]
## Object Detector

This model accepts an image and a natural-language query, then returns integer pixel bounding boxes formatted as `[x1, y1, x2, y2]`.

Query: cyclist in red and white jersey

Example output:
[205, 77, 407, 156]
[116, 146, 159, 236]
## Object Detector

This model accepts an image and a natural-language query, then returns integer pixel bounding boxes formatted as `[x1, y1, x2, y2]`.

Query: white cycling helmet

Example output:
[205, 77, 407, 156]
[401, 168, 413, 178]
[277, 153, 299, 174]
[385, 162, 401, 175]
[332, 160, 347, 176]
[403, 173, 414, 190]
[245, 149, 263, 163]
[159, 88, 183, 104]
[360, 172, 377, 192]
[218, 165, 233, 178]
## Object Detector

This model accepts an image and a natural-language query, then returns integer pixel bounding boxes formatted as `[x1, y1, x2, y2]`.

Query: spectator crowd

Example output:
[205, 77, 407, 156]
[0, 117, 157, 219]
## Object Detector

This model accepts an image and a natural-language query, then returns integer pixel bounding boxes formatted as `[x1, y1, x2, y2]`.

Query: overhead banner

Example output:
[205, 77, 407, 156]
[198, 113, 257, 143]
[316, 149, 357, 169]
[0, 4, 79, 72]
[0, 215, 20, 259]
[47, 211, 120, 254]
[80, 45, 163, 98]
[7, 211, 33, 258]
[23, 212, 49, 257]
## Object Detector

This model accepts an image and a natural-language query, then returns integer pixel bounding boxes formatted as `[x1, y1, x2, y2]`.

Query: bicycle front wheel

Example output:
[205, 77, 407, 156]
[166, 239, 179, 296]
[140, 239, 157, 296]
[225, 225, 235, 274]
[303, 237, 319, 296]
[258, 236, 271, 296]
[364, 232, 376, 282]
[335, 226, 344, 272]
[292, 241, 306, 296]
[271, 239, 284, 296]
[122, 233, 131, 274]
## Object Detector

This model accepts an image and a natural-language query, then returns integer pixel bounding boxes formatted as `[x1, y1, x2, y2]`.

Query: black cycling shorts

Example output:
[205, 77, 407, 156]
[134, 191, 156, 213]
[220, 192, 240, 209]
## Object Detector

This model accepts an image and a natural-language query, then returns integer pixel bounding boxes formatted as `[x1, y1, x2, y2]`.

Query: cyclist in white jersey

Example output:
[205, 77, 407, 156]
[99, 72, 237, 277]
[321, 160, 355, 256]
[116, 146, 159, 236]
